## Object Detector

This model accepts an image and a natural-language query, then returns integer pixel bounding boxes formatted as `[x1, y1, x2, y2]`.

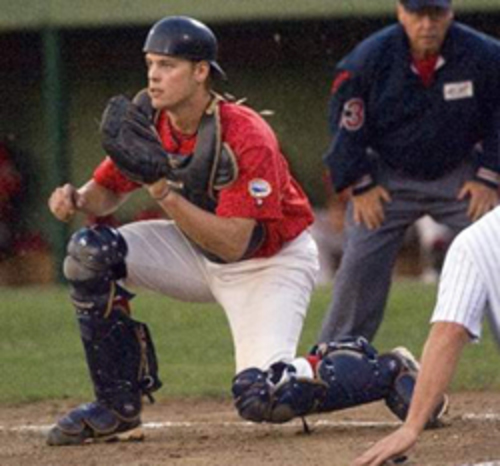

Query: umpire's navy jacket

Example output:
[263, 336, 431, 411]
[324, 22, 500, 193]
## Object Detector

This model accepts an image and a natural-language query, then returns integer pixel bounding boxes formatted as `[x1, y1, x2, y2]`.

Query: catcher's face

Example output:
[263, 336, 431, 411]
[398, 5, 453, 59]
[145, 53, 210, 110]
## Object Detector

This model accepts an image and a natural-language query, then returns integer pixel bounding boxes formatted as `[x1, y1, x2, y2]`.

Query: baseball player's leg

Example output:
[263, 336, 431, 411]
[231, 331, 446, 424]
[317, 160, 475, 344]
[214, 231, 319, 372]
[213, 231, 324, 422]
[415, 215, 454, 283]
[318, 198, 412, 343]
[311, 337, 447, 425]
[48, 220, 215, 446]
[428, 199, 471, 234]
[119, 219, 215, 302]
[47, 225, 163, 446]
[219, 232, 441, 425]
[425, 160, 475, 234]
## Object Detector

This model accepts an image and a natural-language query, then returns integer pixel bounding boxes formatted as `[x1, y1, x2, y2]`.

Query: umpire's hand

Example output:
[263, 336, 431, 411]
[352, 185, 391, 230]
[458, 181, 499, 222]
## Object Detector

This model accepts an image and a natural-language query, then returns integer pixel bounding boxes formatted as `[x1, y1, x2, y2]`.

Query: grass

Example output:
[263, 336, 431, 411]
[0, 281, 498, 405]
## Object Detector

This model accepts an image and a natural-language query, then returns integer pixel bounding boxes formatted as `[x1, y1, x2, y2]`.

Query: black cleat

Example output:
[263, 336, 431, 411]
[47, 402, 143, 446]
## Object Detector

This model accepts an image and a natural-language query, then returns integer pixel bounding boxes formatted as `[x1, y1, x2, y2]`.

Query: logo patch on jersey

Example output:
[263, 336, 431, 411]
[444, 81, 474, 101]
[248, 179, 272, 200]
[340, 98, 365, 131]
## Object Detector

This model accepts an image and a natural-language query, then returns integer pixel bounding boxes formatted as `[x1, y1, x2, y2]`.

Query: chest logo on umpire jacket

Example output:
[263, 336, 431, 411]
[340, 98, 365, 131]
[444, 81, 474, 101]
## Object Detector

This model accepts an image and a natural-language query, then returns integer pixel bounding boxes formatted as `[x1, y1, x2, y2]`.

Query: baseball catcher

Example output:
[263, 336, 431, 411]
[47, 15, 446, 446]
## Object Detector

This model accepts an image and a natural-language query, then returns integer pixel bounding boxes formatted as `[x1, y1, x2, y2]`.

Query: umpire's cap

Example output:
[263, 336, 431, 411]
[400, 0, 451, 10]
[143, 16, 226, 80]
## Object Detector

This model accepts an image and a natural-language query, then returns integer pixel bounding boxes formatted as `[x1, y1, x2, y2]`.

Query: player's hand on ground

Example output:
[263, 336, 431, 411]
[48, 183, 85, 222]
[458, 181, 499, 222]
[352, 426, 417, 466]
[352, 185, 391, 230]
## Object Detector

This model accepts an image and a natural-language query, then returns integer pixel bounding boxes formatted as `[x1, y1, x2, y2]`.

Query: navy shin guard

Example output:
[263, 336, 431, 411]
[314, 337, 400, 412]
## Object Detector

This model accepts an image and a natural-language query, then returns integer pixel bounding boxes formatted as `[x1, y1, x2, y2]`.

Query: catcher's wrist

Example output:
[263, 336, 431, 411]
[146, 179, 171, 201]
[152, 184, 171, 201]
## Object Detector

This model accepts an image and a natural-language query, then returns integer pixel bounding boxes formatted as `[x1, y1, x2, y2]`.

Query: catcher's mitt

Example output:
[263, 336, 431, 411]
[100, 95, 174, 184]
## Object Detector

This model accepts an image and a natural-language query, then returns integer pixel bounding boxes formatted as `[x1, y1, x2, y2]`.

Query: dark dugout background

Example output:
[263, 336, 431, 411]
[0, 12, 499, 278]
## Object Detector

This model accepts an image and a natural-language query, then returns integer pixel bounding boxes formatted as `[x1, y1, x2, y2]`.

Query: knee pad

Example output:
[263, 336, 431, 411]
[64, 225, 128, 316]
[232, 363, 327, 424]
[232, 368, 271, 422]
[65, 224, 127, 282]
[315, 337, 398, 412]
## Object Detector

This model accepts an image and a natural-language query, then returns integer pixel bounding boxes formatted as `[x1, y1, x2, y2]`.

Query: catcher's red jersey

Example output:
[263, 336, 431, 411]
[93, 100, 313, 259]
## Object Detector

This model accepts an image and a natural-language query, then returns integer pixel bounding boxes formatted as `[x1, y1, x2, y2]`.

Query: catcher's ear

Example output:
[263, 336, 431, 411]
[194, 61, 211, 84]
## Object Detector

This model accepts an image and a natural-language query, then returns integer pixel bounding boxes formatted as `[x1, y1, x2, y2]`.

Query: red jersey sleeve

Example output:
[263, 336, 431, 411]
[93, 157, 140, 193]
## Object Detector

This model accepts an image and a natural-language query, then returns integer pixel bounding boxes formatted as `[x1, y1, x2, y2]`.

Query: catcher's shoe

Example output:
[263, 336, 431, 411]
[386, 346, 449, 427]
[390, 347, 420, 372]
[47, 402, 143, 446]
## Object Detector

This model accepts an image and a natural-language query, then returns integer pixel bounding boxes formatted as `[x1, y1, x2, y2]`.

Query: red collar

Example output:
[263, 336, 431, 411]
[412, 54, 439, 87]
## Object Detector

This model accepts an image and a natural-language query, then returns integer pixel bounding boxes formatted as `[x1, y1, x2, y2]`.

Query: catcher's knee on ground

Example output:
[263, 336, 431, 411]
[48, 225, 162, 446]
[231, 362, 328, 423]
[231, 337, 447, 426]
[231, 338, 397, 425]
[230, 337, 400, 424]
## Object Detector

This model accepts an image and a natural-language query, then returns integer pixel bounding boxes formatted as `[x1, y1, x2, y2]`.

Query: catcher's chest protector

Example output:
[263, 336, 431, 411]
[135, 90, 238, 212]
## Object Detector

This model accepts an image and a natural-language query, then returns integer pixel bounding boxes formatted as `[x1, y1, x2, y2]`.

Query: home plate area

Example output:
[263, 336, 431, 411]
[0, 392, 499, 466]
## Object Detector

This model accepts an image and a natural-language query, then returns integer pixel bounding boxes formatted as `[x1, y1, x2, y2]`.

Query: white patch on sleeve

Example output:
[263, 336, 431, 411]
[340, 98, 365, 131]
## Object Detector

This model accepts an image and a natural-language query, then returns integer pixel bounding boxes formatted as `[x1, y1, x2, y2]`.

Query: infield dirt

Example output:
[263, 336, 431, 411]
[0, 392, 499, 466]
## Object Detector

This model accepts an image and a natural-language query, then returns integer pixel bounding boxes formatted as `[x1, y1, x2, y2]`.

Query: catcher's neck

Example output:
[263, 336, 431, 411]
[167, 92, 213, 136]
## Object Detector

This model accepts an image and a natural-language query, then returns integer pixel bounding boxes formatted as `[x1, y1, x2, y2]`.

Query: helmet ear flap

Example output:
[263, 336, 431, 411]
[143, 16, 227, 80]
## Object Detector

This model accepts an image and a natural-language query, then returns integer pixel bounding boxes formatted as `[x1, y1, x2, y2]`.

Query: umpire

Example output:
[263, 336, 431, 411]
[319, 0, 500, 343]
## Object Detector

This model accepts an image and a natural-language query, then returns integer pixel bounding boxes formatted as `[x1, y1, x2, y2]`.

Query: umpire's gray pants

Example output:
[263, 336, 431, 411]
[318, 162, 474, 343]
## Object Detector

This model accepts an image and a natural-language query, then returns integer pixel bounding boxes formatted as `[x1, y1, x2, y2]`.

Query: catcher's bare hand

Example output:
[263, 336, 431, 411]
[48, 183, 85, 222]
[458, 181, 499, 222]
[352, 185, 391, 230]
[352, 426, 417, 466]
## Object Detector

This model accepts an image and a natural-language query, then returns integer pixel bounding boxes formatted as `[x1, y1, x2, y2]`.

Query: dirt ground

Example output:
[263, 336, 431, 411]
[0, 392, 499, 466]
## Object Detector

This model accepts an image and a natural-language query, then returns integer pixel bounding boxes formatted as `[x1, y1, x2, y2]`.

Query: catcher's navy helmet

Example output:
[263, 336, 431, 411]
[143, 16, 226, 80]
